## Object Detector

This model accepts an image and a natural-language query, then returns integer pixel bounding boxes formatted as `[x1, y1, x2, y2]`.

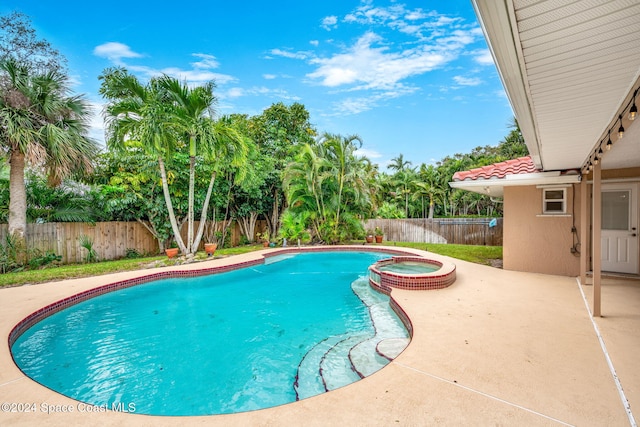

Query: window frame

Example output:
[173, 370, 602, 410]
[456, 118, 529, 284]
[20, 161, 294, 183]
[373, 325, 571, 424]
[542, 187, 567, 215]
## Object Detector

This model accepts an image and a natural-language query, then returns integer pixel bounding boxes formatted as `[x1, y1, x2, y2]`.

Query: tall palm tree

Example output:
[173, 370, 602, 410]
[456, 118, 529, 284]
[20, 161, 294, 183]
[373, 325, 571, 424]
[100, 68, 186, 252]
[191, 117, 248, 253]
[321, 133, 364, 236]
[391, 167, 417, 218]
[101, 68, 248, 256]
[388, 153, 412, 172]
[0, 59, 96, 245]
[415, 164, 444, 219]
[159, 78, 247, 255]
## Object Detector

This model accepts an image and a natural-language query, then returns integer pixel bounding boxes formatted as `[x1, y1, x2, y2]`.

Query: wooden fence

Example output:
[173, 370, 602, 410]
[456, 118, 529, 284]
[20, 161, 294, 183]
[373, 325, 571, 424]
[0, 218, 500, 265]
[363, 218, 503, 246]
[0, 220, 269, 265]
[0, 222, 158, 264]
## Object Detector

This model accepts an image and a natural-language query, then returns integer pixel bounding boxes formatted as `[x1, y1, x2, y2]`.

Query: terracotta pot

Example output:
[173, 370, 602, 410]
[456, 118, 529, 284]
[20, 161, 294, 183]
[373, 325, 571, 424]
[204, 243, 217, 256]
[366, 236, 374, 243]
[263, 241, 269, 247]
[375, 235, 383, 243]
[165, 248, 179, 258]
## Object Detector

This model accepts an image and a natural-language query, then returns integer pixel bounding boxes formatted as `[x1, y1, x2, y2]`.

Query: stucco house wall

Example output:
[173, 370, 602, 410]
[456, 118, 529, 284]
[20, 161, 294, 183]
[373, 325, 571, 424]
[504, 185, 581, 276]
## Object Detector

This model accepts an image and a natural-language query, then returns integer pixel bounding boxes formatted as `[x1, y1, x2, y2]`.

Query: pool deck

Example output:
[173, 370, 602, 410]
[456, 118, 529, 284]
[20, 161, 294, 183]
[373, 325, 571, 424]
[0, 246, 638, 426]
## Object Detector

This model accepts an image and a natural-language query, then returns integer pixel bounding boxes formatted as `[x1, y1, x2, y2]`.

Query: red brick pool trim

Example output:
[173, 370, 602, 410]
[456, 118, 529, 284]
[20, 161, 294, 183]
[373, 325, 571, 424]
[369, 256, 456, 291]
[8, 246, 426, 348]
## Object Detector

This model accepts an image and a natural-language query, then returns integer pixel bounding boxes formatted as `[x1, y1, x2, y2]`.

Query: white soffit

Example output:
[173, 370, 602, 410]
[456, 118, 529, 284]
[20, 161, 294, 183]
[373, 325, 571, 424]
[473, 0, 640, 172]
[449, 172, 580, 198]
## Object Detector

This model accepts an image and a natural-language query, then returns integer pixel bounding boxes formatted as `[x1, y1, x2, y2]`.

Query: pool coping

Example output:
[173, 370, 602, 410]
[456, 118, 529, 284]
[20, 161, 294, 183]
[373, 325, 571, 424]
[368, 255, 456, 292]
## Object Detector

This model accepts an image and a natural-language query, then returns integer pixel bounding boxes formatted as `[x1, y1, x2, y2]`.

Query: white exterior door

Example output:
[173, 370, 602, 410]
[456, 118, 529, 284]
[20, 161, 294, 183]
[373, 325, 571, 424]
[601, 183, 638, 274]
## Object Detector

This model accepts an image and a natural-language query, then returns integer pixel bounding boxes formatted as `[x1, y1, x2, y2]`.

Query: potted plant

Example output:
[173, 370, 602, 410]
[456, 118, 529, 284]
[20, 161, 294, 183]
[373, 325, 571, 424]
[165, 241, 179, 258]
[374, 227, 384, 243]
[203, 221, 220, 256]
[204, 242, 217, 256]
[365, 229, 374, 244]
[258, 231, 270, 247]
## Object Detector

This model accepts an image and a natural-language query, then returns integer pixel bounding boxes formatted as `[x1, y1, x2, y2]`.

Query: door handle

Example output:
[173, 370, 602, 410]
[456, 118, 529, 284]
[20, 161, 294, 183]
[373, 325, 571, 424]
[631, 233, 638, 237]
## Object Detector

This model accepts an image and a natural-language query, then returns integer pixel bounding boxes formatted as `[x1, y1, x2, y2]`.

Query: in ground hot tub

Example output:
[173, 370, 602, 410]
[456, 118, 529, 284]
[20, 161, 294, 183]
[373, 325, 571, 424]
[368, 256, 456, 292]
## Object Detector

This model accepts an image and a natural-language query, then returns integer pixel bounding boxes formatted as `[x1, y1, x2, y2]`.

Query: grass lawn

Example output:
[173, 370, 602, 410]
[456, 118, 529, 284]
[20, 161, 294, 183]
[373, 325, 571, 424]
[393, 242, 503, 266]
[0, 242, 501, 288]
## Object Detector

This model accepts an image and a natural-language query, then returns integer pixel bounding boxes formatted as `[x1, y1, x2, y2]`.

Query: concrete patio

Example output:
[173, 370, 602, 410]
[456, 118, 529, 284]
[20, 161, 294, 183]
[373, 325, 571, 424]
[0, 247, 637, 426]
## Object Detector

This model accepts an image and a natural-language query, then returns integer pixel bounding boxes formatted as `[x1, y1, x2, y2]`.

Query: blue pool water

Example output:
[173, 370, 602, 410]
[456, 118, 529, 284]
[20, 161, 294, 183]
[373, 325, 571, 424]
[11, 251, 409, 416]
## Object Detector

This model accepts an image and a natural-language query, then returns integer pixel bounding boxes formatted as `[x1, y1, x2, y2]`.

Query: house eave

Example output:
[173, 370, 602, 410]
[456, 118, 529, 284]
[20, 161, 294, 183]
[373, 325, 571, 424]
[449, 172, 581, 197]
[471, 0, 542, 170]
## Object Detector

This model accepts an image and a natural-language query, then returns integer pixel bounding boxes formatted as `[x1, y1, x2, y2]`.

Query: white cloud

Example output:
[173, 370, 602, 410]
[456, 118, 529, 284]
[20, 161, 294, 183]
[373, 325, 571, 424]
[93, 42, 142, 61]
[307, 31, 456, 90]
[329, 85, 416, 116]
[224, 87, 245, 98]
[474, 49, 494, 66]
[405, 10, 428, 21]
[355, 147, 383, 159]
[268, 48, 311, 60]
[263, 74, 277, 80]
[310, 40, 319, 47]
[191, 53, 220, 69]
[343, 3, 464, 41]
[453, 76, 482, 86]
[322, 15, 338, 30]
[218, 86, 300, 102]
[159, 67, 236, 85]
[268, 2, 484, 117]
[94, 43, 236, 86]
[333, 97, 376, 115]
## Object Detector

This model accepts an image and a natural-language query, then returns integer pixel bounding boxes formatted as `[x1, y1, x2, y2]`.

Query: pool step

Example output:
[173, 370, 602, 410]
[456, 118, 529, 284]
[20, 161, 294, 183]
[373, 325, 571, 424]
[294, 277, 410, 400]
[320, 334, 370, 391]
[351, 277, 388, 306]
[350, 302, 409, 377]
[294, 333, 354, 400]
[377, 337, 411, 360]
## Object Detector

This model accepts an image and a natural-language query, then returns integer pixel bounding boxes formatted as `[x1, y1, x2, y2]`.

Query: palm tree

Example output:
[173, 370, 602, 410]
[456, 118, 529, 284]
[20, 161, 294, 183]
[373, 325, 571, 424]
[391, 167, 417, 218]
[283, 142, 330, 239]
[283, 133, 372, 243]
[0, 59, 96, 246]
[191, 116, 248, 253]
[158, 77, 248, 255]
[101, 68, 248, 256]
[100, 68, 186, 252]
[415, 164, 444, 219]
[388, 153, 412, 172]
[321, 133, 366, 236]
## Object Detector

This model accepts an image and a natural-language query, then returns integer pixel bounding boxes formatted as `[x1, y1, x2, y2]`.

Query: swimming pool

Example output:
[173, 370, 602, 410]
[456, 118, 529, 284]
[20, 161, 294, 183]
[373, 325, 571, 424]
[10, 251, 409, 416]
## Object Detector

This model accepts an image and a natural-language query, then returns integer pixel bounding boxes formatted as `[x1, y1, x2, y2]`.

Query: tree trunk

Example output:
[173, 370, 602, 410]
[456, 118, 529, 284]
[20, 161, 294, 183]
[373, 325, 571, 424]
[187, 155, 196, 254]
[270, 191, 281, 237]
[8, 150, 27, 247]
[158, 156, 186, 254]
[237, 211, 259, 243]
[192, 172, 217, 253]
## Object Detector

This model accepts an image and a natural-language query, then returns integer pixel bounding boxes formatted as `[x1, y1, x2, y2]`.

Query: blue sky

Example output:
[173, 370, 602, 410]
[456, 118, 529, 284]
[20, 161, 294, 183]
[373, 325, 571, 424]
[2, 0, 514, 170]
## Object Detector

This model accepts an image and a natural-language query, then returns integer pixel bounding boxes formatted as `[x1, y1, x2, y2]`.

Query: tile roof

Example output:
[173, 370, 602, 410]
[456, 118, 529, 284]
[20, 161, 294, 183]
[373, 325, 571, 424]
[452, 156, 538, 181]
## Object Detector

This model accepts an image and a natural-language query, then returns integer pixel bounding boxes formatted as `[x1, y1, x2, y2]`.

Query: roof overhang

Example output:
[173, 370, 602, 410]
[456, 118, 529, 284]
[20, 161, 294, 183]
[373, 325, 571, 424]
[472, 0, 640, 172]
[450, 171, 580, 198]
